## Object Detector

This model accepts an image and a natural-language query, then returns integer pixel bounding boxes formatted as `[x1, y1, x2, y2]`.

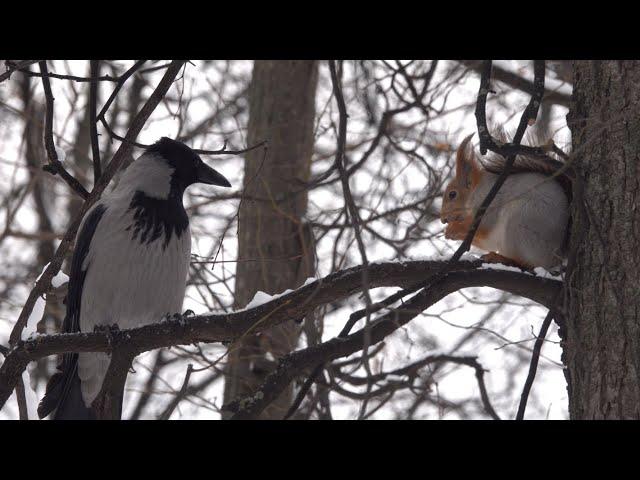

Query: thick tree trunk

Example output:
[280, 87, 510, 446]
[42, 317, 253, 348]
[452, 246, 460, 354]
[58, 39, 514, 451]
[566, 60, 640, 419]
[223, 60, 318, 419]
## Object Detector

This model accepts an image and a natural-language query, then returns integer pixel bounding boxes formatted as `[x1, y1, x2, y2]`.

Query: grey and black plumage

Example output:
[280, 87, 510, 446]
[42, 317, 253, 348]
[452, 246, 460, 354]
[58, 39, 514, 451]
[37, 137, 231, 420]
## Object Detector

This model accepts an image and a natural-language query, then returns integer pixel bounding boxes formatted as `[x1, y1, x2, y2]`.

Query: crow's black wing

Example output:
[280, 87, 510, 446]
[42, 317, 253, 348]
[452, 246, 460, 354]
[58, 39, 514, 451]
[37, 204, 107, 419]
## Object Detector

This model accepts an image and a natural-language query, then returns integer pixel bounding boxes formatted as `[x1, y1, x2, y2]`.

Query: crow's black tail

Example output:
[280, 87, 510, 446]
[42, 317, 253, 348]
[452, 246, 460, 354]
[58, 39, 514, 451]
[38, 354, 96, 420]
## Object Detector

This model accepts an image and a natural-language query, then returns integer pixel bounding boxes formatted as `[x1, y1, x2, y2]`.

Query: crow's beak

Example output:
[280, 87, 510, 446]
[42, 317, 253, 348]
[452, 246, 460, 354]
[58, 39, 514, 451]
[196, 162, 231, 187]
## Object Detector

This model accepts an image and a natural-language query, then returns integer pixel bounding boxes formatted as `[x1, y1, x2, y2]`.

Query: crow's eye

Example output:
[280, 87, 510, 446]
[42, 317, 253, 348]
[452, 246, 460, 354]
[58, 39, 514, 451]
[448, 190, 457, 200]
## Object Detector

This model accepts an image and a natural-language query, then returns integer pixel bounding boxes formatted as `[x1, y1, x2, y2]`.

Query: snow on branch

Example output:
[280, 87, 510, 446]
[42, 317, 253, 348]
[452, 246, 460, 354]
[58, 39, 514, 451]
[0, 259, 561, 412]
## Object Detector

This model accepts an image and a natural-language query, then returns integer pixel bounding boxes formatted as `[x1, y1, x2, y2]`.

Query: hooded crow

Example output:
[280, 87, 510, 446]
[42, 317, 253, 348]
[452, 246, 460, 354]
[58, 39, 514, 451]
[37, 137, 231, 420]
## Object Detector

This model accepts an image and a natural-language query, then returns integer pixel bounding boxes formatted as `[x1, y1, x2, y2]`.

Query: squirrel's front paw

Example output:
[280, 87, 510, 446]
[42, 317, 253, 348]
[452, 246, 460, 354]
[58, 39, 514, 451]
[444, 222, 468, 240]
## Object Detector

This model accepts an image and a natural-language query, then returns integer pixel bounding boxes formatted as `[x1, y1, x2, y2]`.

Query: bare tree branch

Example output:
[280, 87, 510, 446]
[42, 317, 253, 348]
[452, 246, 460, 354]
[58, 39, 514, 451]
[158, 364, 194, 420]
[89, 60, 102, 182]
[39, 61, 90, 199]
[0, 60, 42, 83]
[224, 267, 524, 419]
[515, 294, 559, 420]
[459, 60, 570, 108]
[0, 259, 561, 412]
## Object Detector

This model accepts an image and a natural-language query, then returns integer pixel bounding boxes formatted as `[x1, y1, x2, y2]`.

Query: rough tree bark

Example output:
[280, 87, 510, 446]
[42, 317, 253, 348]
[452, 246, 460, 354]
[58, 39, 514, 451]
[222, 60, 318, 419]
[566, 60, 640, 419]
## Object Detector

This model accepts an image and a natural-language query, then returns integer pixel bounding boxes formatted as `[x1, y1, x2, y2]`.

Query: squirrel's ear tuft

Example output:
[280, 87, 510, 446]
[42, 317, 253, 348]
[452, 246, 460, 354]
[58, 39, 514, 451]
[455, 133, 481, 188]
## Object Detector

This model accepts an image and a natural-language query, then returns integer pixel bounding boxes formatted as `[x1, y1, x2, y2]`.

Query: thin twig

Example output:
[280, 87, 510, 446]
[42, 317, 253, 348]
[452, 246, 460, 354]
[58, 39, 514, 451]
[89, 60, 102, 182]
[158, 364, 194, 420]
[101, 119, 267, 156]
[328, 60, 375, 419]
[96, 60, 147, 124]
[38, 61, 89, 199]
[516, 303, 557, 420]
[13, 69, 119, 83]
[0, 60, 42, 83]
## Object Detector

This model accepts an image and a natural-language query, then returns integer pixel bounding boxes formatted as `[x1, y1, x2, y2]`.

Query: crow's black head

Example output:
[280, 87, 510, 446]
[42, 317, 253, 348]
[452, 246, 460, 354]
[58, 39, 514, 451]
[145, 137, 231, 192]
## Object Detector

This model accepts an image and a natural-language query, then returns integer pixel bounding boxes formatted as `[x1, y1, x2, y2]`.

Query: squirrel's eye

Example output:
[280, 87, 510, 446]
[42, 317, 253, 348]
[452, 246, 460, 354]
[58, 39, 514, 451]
[448, 190, 457, 200]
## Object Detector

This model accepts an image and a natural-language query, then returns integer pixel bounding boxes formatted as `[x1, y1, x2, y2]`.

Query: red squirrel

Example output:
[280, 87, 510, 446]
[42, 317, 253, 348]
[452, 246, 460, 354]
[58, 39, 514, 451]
[440, 133, 571, 270]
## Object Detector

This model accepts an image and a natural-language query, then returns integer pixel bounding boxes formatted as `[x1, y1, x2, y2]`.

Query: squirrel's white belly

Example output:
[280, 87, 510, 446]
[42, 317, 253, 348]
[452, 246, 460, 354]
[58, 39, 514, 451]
[484, 188, 567, 268]
[475, 216, 508, 254]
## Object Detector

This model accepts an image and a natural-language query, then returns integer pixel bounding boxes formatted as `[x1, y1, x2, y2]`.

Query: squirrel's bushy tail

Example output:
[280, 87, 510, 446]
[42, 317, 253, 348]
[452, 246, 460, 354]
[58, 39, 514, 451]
[478, 127, 572, 197]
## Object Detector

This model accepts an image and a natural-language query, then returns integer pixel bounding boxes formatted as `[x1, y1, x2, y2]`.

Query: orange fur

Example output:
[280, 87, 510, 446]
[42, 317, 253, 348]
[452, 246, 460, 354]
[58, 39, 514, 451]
[441, 134, 484, 227]
[480, 252, 533, 271]
[444, 219, 490, 245]
[470, 225, 490, 249]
